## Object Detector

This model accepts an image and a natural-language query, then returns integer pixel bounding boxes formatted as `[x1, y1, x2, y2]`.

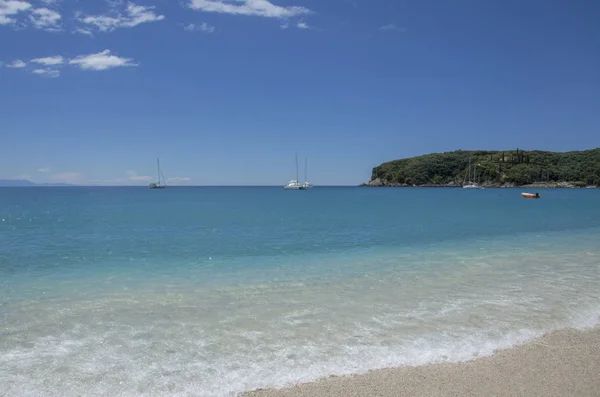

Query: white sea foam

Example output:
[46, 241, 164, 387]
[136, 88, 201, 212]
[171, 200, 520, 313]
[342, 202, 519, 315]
[2, 230, 600, 397]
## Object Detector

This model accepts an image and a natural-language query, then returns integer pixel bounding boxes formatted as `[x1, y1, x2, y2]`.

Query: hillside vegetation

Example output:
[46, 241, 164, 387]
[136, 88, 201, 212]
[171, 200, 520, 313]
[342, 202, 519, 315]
[368, 149, 600, 187]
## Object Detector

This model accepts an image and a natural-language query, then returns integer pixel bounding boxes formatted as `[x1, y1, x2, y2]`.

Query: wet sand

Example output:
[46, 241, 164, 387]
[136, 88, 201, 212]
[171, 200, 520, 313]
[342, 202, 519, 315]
[245, 326, 600, 397]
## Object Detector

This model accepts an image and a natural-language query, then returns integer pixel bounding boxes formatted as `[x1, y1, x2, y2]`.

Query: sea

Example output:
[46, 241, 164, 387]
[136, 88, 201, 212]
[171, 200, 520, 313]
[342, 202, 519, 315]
[1, 186, 599, 397]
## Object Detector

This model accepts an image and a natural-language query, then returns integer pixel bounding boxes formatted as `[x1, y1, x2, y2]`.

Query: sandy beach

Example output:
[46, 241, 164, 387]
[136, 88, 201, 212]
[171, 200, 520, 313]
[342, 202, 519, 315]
[245, 326, 600, 397]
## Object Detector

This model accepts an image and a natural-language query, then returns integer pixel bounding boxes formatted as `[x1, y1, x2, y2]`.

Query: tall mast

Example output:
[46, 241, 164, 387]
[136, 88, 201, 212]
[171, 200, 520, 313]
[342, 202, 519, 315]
[305, 158, 308, 183]
[295, 153, 299, 182]
[468, 157, 471, 182]
[157, 158, 161, 184]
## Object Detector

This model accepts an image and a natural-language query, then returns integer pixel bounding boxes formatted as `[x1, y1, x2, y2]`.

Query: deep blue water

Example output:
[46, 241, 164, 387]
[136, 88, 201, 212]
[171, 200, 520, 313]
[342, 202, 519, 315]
[2, 186, 599, 271]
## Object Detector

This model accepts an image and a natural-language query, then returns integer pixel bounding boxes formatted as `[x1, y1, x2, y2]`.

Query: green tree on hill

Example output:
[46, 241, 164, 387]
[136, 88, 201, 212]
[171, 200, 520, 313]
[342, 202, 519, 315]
[369, 148, 600, 187]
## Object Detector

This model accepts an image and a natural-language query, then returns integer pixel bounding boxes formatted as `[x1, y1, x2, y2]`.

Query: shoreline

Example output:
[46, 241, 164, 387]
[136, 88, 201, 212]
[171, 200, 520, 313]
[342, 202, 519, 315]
[244, 326, 600, 397]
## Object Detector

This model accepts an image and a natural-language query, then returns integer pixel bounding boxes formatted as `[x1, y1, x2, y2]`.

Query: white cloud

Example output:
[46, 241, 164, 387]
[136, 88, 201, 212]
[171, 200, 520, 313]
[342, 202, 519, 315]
[5, 50, 137, 76]
[32, 68, 60, 77]
[188, 0, 311, 19]
[37, 167, 50, 172]
[7, 59, 26, 68]
[40, 0, 57, 5]
[79, 15, 120, 31]
[79, 2, 164, 32]
[125, 3, 164, 25]
[52, 172, 83, 184]
[184, 22, 215, 33]
[29, 7, 61, 30]
[31, 55, 63, 65]
[69, 49, 137, 71]
[279, 22, 288, 29]
[0, 0, 32, 25]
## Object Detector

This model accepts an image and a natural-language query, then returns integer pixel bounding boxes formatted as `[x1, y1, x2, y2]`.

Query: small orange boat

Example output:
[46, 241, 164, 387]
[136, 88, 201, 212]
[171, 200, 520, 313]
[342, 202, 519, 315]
[521, 192, 540, 199]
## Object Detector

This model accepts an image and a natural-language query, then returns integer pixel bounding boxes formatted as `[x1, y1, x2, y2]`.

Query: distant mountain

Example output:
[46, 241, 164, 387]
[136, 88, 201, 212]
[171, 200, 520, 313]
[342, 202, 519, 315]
[0, 179, 74, 187]
[0, 179, 36, 187]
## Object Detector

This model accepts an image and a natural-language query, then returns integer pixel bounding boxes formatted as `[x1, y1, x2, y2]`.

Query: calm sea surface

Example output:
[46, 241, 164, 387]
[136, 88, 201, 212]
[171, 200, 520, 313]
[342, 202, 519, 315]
[1, 187, 599, 396]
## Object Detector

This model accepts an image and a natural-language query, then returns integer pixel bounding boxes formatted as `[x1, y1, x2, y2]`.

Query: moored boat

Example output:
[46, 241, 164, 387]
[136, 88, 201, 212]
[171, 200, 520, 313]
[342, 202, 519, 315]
[284, 154, 308, 190]
[149, 158, 166, 189]
[522, 192, 540, 199]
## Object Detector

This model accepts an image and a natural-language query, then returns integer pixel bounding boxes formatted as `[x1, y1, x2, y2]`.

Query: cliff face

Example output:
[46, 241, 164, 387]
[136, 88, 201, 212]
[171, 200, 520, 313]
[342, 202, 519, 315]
[366, 149, 600, 187]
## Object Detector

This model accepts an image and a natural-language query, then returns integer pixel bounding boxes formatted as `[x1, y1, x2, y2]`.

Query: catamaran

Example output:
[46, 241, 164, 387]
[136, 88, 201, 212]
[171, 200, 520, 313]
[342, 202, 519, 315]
[302, 158, 313, 189]
[149, 158, 166, 189]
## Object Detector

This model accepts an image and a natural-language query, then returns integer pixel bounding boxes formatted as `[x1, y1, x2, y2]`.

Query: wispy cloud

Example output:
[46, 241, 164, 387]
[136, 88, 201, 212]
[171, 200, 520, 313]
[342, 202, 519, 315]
[29, 7, 61, 30]
[379, 24, 406, 32]
[4, 50, 138, 76]
[32, 68, 60, 77]
[126, 170, 152, 183]
[294, 19, 318, 31]
[0, 0, 32, 25]
[184, 21, 215, 33]
[168, 177, 191, 183]
[69, 49, 137, 71]
[7, 59, 26, 68]
[31, 55, 63, 65]
[89, 178, 126, 185]
[128, 175, 152, 182]
[37, 167, 50, 172]
[73, 27, 93, 36]
[280, 19, 315, 30]
[52, 172, 83, 184]
[78, 2, 164, 32]
[188, 0, 311, 19]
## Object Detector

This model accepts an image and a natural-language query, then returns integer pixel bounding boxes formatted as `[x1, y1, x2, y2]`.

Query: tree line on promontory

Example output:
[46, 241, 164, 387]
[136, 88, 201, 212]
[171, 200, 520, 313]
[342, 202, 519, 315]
[365, 148, 600, 187]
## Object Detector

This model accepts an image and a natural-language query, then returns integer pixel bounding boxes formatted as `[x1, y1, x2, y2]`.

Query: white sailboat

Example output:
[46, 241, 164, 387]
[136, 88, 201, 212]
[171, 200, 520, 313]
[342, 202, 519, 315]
[284, 154, 307, 190]
[149, 158, 166, 189]
[463, 157, 482, 189]
[302, 158, 313, 189]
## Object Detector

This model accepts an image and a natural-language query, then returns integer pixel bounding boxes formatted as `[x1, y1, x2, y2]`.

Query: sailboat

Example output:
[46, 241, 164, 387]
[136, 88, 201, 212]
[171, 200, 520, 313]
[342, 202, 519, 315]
[149, 158, 166, 189]
[463, 157, 482, 189]
[284, 154, 307, 190]
[302, 158, 313, 189]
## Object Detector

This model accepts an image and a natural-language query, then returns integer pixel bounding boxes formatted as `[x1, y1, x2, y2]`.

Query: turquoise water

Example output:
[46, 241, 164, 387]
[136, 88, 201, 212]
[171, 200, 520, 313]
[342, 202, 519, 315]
[1, 187, 600, 396]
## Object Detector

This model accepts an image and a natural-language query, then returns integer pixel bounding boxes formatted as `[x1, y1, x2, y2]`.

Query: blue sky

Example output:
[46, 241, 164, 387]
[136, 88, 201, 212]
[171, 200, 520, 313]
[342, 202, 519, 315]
[1, 0, 599, 186]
